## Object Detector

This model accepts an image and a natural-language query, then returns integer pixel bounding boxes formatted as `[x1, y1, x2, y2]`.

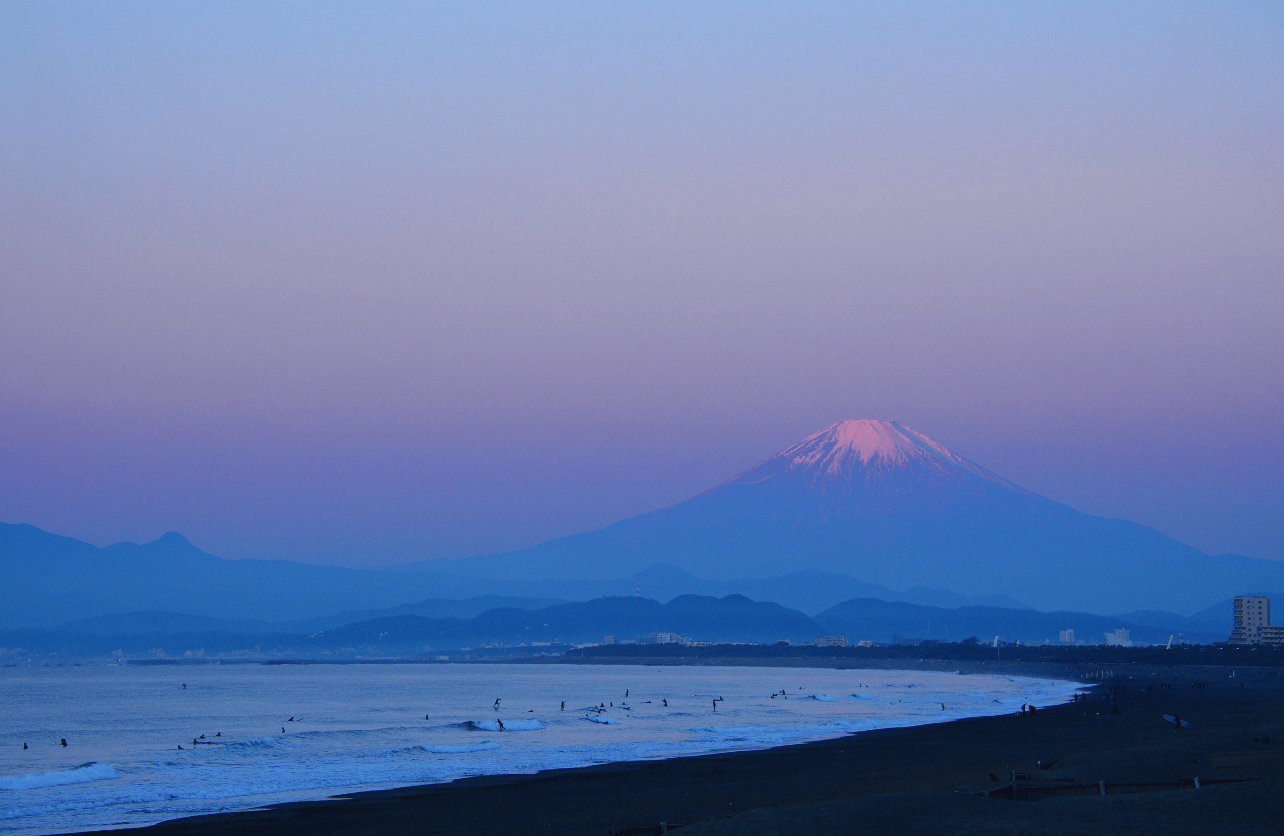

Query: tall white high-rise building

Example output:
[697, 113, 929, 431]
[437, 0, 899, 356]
[1230, 596, 1271, 644]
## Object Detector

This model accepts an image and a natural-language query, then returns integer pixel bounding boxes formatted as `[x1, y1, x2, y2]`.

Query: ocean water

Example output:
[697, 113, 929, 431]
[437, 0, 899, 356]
[0, 663, 1081, 834]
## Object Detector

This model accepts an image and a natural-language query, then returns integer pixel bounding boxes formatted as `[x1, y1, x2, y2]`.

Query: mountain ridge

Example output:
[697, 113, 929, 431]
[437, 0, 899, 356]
[417, 420, 1284, 614]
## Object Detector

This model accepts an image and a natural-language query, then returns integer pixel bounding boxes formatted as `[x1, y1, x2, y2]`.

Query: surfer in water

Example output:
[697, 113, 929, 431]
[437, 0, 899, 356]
[496, 720, 505, 731]
[60, 739, 67, 747]
[662, 699, 667, 707]
[560, 701, 565, 710]
[493, 699, 501, 709]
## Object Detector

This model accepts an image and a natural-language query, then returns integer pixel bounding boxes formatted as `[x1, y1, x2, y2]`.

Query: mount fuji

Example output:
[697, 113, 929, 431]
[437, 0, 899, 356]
[432, 419, 1284, 614]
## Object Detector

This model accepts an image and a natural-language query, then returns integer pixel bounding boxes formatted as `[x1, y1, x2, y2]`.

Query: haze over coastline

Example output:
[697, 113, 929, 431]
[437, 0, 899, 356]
[2, 2, 1281, 573]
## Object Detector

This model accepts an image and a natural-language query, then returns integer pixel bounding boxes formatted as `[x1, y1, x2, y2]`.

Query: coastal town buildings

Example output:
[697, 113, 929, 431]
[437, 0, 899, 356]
[815, 636, 848, 647]
[1105, 628, 1132, 646]
[1229, 596, 1280, 645]
[637, 632, 692, 645]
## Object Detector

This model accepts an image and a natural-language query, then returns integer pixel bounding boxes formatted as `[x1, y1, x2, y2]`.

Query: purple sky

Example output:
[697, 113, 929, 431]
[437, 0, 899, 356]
[2, 2, 1282, 567]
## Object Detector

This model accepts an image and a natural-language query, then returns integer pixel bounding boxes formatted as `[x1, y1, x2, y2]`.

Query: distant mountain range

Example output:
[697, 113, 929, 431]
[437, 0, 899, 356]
[0, 523, 1031, 629]
[417, 420, 1284, 614]
[4, 419, 1283, 623]
[0, 593, 1233, 662]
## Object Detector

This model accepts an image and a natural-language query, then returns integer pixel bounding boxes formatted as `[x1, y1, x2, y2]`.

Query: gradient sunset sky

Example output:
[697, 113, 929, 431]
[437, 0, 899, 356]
[2, 2, 1281, 566]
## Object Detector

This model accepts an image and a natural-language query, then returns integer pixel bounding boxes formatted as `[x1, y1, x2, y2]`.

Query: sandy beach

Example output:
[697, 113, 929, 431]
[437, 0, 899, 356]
[63, 661, 1283, 836]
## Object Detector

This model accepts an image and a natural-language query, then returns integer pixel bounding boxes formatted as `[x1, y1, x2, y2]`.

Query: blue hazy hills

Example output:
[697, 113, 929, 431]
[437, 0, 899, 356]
[0, 522, 1028, 628]
[4, 420, 1283, 634]
[0, 593, 1233, 660]
[421, 421, 1284, 614]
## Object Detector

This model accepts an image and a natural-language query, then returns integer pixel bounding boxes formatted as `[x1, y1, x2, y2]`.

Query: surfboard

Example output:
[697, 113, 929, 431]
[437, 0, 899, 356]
[1163, 714, 1194, 729]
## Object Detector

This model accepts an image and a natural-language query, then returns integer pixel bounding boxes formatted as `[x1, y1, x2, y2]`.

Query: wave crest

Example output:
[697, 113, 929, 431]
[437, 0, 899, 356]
[0, 763, 119, 791]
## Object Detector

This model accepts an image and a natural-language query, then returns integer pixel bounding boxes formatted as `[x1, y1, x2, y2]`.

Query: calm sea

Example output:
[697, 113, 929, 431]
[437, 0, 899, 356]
[0, 662, 1081, 835]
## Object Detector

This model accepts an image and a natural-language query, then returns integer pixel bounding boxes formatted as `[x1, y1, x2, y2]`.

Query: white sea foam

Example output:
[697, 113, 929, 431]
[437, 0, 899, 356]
[0, 662, 1083, 836]
[395, 743, 501, 755]
[809, 694, 837, 702]
[0, 762, 119, 791]
[465, 719, 545, 731]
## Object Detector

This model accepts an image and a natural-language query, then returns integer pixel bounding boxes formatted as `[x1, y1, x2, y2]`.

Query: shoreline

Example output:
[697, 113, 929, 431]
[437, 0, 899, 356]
[66, 662, 1284, 835]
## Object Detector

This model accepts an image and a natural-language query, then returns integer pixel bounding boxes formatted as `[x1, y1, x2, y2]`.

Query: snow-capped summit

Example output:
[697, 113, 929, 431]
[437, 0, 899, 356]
[718, 419, 1018, 505]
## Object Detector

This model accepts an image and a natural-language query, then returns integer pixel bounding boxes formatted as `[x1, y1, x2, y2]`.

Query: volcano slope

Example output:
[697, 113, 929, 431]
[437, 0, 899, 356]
[432, 419, 1284, 614]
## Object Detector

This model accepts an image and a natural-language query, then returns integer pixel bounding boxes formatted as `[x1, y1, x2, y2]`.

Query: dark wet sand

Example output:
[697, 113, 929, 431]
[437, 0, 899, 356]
[76, 664, 1284, 836]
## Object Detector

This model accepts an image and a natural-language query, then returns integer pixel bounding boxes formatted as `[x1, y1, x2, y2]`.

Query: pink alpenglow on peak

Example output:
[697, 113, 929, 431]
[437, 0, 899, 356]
[722, 419, 1019, 498]
[790, 420, 935, 468]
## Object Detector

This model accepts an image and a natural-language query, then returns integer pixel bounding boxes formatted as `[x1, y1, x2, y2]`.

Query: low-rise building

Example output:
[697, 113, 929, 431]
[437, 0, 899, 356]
[637, 632, 692, 646]
[815, 635, 847, 647]
[1059, 629, 1075, 645]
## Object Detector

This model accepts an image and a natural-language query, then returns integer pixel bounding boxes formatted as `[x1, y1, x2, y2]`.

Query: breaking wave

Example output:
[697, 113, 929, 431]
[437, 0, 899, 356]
[463, 719, 545, 731]
[0, 763, 119, 792]
[393, 743, 501, 755]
